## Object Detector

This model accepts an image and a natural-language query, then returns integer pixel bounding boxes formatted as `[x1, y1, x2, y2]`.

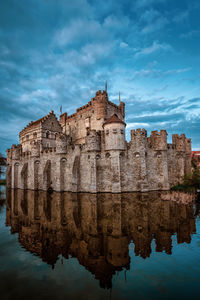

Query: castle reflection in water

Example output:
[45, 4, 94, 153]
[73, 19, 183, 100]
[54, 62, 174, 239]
[6, 189, 196, 288]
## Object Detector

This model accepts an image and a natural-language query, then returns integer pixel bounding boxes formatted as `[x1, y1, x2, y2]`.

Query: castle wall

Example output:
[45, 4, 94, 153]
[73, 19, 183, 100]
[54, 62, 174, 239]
[7, 129, 191, 193]
[7, 90, 191, 193]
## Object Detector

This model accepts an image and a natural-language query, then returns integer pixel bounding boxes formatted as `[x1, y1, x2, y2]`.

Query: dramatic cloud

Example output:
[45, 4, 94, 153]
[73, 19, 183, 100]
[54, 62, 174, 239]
[0, 0, 199, 154]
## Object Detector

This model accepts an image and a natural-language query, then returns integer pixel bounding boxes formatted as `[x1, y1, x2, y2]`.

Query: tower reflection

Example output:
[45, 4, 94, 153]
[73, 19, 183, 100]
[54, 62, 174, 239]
[6, 189, 196, 289]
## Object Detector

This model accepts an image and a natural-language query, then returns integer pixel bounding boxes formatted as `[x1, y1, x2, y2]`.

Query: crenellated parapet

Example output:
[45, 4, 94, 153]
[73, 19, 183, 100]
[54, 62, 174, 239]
[131, 128, 147, 140]
[172, 134, 186, 152]
[94, 90, 108, 120]
[148, 130, 167, 151]
[6, 88, 192, 193]
[130, 129, 147, 150]
[185, 138, 191, 154]
[11, 144, 22, 160]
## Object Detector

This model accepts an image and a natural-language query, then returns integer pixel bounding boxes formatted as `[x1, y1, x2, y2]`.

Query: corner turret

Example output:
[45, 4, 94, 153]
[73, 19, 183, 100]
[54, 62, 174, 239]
[103, 114, 126, 151]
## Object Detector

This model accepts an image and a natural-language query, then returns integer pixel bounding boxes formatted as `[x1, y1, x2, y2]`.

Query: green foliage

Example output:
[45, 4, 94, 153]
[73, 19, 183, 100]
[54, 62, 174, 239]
[0, 179, 6, 185]
[183, 169, 200, 189]
[171, 184, 195, 192]
[171, 159, 200, 191]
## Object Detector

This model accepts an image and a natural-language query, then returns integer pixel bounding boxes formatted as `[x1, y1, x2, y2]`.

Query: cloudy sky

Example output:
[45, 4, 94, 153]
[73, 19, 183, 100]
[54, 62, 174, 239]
[0, 0, 200, 154]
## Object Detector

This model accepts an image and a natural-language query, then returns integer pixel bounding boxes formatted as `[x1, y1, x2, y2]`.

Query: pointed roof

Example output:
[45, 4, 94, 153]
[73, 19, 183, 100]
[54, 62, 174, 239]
[103, 114, 126, 128]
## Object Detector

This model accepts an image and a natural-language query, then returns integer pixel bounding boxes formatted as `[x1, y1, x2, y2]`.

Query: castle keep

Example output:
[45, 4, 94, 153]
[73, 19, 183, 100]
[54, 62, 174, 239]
[7, 90, 191, 193]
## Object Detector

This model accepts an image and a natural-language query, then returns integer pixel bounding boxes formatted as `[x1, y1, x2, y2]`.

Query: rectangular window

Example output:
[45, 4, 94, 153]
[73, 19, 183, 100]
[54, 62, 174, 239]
[113, 129, 117, 134]
[121, 129, 124, 134]
[106, 129, 109, 135]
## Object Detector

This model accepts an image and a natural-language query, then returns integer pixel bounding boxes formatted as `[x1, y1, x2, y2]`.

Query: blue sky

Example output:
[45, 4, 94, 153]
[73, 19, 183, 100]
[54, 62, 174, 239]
[0, 0, 200, 154]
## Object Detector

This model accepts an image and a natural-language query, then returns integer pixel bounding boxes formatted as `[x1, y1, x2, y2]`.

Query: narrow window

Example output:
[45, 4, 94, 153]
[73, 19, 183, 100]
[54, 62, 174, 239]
[106, 129, 109, 135]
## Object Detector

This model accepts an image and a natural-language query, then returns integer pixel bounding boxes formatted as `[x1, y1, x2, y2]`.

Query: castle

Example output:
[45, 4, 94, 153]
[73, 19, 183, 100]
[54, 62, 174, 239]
[7, 89, 192, 193]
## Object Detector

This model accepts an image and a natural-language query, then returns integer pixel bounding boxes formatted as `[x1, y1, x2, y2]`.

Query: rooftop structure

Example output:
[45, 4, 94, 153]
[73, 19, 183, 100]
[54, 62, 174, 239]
[7, 89, 192, 193]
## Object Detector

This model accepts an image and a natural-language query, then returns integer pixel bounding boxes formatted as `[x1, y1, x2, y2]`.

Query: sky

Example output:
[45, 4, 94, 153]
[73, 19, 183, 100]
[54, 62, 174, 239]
[0, 0, 200, 155]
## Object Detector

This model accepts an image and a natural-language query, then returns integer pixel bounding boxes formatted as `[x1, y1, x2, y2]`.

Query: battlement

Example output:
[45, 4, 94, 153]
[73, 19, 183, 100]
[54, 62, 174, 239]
[62, 90, 124, 125]
[95, 90, 108, 97]
[131, 129, 147, 139]
[172, 134, 187, 151]
[10, 144, 22, 160]
[6, 88, 192, 194]
[185, 138, 191, 153]
[148, 130, 167, 151]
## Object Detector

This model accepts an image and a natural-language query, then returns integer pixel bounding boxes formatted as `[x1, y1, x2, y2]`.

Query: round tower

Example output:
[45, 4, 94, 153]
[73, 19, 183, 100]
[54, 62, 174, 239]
[103, 114, 126, 151]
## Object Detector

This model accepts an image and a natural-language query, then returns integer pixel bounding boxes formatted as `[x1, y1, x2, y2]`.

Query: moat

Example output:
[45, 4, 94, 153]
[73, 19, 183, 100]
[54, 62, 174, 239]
[0, 185, 200, 300]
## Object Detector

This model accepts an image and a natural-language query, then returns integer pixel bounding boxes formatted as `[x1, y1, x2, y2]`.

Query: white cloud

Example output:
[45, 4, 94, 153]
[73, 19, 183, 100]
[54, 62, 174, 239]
[120, 42, 128, 48]
[140, 9, 160, 23]
[126, 122, 150, 129]
[54, 18, 105, 46]
[134, 41, 172, 57]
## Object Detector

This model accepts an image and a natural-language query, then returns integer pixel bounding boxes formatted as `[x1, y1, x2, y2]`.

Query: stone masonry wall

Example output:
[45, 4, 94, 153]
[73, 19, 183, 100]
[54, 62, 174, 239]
[7, 128, 191, 193]
[7, 89, 191, 193]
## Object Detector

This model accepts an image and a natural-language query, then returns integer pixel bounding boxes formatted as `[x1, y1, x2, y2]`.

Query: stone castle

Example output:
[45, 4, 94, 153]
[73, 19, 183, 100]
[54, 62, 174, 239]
[7, 89, 192, 193]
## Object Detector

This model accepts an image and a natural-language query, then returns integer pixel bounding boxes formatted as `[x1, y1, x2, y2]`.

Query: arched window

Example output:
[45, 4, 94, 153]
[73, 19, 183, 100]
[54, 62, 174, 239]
[135, 152, 140, 158]
[105, 152, 110, 158]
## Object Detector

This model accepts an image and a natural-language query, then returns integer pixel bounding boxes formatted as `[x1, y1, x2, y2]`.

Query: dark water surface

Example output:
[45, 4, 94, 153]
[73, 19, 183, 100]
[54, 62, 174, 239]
[0, 186, 200, 300]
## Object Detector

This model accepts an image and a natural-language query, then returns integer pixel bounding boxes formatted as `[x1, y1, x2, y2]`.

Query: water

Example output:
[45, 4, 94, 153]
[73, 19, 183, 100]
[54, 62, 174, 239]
[0, 186, 200, 300]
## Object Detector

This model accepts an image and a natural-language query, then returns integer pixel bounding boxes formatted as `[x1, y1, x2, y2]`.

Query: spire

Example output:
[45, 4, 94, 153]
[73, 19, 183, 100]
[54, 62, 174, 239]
[119, 91, 121, 103]
[105, 80, 107, 92]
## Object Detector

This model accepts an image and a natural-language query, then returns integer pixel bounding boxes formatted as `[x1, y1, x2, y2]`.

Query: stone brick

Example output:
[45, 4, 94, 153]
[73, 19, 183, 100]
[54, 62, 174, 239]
[6, 90, 191, 193]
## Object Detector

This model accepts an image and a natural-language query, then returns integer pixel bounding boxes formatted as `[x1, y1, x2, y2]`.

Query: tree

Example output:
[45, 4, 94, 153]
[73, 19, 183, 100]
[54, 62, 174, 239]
[183, 159, 200, 189]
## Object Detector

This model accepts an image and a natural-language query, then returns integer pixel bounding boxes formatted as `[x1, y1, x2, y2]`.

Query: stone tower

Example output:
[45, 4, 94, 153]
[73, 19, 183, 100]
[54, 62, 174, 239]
[103, 114, 126, 193]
